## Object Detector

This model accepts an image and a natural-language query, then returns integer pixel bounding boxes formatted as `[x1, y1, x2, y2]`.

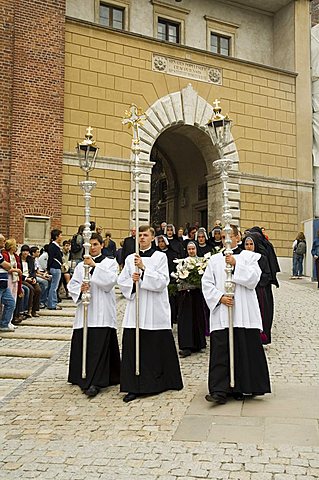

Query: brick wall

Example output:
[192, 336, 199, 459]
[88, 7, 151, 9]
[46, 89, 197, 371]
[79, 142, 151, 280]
[5, 0, 65, 242]
[0, 1, 14, 236]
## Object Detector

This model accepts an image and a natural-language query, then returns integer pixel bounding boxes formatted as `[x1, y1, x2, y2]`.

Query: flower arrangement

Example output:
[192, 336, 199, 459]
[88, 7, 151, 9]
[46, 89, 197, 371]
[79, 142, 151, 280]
[170, 252, 213, 292]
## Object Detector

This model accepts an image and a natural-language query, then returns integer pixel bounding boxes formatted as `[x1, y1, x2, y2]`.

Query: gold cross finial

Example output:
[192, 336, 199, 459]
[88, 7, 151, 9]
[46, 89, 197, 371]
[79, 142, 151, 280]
[122, 104, 145, 129]
[86, 126, 93, 137]
[213, 99, 221, 110]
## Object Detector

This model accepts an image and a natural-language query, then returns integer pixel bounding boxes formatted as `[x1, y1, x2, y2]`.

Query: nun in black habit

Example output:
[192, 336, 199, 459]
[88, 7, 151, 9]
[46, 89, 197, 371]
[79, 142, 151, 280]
[243, 232, 274, 344]
[195, 227, 213, 257]
[155, 234, 179, 325]
[177, 241, 207, 358]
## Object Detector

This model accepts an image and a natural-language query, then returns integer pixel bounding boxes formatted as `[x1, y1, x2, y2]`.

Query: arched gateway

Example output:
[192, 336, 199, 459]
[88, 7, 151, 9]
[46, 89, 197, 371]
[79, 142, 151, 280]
[130, 84, 240, 230]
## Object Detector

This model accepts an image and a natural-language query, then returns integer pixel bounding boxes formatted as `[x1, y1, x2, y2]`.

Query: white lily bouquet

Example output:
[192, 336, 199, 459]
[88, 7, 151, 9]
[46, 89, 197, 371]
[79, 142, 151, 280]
[170, 252, 212, 292]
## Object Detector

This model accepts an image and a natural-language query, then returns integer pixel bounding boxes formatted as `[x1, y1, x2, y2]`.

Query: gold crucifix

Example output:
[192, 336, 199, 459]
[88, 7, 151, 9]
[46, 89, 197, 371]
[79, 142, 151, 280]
[213, 99, 221, 110]
[86, 126, 93, 137]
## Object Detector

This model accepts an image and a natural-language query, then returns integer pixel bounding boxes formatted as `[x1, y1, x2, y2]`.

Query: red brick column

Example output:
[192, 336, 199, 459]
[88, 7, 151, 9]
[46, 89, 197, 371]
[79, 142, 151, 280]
[5, 0, 65, 242]
[0, 1, 14, 236]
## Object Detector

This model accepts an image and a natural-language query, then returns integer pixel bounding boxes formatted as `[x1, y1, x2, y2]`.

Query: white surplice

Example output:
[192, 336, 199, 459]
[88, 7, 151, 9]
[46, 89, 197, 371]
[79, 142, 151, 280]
[202, 250, 262, 332]
[118, 251, 171, 330]
[68, 257, 117, 329]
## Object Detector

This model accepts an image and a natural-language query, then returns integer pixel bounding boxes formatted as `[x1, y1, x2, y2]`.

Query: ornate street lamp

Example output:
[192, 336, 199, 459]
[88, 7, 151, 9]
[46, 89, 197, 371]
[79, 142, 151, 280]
[76, 126, 99, 379]
[206, 100, 236, 388]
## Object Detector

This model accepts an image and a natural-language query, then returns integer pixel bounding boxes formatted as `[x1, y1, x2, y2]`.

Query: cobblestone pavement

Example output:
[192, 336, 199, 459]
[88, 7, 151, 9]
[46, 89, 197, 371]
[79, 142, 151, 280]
[0, 277, 318, 479]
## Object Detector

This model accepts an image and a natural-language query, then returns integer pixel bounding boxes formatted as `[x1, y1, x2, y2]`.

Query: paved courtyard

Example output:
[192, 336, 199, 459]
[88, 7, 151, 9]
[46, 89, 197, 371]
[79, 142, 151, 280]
[0, 275, 318, 479]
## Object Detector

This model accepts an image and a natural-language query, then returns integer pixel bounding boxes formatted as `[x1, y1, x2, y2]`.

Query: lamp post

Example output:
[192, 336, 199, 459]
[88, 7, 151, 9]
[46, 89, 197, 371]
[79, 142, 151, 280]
[206, 100, 236, 388]
[122, 104, 145, 376]
[76, 126, 99, 379]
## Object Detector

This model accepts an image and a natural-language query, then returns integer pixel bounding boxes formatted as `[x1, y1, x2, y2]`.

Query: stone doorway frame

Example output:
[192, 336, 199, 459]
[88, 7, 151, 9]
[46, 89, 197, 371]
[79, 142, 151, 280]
[129, 84, 241, 228]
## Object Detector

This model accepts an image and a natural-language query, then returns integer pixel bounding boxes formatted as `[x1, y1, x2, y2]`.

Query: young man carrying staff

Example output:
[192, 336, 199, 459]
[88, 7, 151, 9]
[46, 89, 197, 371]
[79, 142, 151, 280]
[68, 233, 120, 397]
[202, 224, 271, 405]
[118, 225, 183, 403]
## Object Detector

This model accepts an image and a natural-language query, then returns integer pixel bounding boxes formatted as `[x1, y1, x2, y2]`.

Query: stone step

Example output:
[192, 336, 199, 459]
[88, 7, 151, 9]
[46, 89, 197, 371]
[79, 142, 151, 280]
[0, 332, 71, 341]
[0, 369, 34, 379]
[0, 348, 55, 358]
[39, 309, 75, 317]
[20, 319, 73, 328]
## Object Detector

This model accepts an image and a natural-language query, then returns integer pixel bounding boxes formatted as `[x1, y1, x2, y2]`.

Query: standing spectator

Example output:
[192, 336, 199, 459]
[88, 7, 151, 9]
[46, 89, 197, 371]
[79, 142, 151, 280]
[60, 240, 72, 298]
[3, 239, 23, 326]
[47, 229, 63, 310]
[0, 248, 16, 332]
[121, 227, 136, 266]
[102, 232, 117, 258]
[19, 245, 41, 317]
[96, 225, 103, 236]
[311, 229, 319, 288]
[70, 225, 84, 265]
[30, 246, 51, 308]
[291, 232, 306, 279]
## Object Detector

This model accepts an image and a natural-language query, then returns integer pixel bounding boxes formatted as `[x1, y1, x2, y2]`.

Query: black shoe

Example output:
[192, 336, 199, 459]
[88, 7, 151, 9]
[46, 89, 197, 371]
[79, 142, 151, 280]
[84, 385, 100, 397]
[123, 392, 137, 403]
[233, 393, 244, 401]
[205, 393, 227, 405]
[179, 349, 192, 358]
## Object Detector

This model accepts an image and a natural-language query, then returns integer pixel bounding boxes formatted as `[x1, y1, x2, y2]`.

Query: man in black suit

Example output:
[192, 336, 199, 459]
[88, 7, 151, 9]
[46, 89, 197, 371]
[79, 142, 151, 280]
[47, 229, 63, 310]
[121, 227, 136, 266]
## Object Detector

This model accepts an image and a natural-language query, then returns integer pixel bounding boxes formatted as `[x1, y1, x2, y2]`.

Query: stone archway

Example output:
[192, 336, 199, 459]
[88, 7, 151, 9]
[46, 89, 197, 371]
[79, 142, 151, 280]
[131, 84, 240, 228]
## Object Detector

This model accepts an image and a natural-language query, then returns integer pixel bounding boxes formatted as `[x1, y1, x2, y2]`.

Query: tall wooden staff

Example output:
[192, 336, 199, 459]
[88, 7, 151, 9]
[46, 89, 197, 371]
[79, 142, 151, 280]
[206, 100, 235, 387]
[76, 127, 99, 379]
[122, 104, 145, 376]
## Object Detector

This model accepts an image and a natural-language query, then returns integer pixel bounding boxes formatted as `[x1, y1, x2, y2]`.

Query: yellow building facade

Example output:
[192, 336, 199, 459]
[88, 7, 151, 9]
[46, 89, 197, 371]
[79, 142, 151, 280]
[62, 0, 313, 259]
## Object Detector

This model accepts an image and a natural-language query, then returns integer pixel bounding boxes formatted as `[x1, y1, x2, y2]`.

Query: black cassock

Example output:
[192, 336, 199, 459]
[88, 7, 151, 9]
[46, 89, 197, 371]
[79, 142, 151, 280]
[177, 287, 207, 352]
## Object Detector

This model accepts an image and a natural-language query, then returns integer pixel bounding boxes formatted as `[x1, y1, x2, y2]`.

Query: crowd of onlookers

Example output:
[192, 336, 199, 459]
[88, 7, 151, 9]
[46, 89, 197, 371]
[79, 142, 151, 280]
[1, 219, 318, 335]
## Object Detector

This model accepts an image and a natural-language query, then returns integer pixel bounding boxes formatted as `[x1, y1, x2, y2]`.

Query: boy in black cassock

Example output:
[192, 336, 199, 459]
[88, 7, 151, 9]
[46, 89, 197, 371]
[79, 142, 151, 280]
[118, 225, 183, 403]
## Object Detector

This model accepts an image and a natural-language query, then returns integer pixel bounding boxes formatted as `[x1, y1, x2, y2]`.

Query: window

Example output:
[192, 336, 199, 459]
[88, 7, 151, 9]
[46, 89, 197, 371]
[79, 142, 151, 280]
[205, 16, 238, 57]
[157, 18, 180, 43]
[100, 3, 124, 29]
[210, 33, 230, 56]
